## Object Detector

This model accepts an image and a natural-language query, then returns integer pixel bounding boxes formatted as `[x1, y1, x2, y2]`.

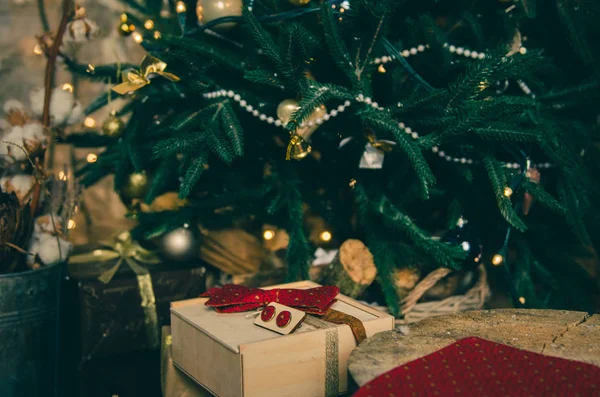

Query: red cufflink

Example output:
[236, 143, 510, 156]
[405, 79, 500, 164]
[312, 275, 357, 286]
[276, 310, 292, 328]
[261, 305, 276, 322]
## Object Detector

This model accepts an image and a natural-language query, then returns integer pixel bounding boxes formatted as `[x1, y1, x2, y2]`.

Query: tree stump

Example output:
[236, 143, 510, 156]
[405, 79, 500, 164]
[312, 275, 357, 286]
[349, 309, 600, 388]
[319, 239, 377, 298]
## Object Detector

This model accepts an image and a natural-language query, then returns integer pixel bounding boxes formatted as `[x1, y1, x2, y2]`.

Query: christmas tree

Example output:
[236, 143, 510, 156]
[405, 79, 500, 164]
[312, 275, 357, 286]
[62, 0, 599, 315]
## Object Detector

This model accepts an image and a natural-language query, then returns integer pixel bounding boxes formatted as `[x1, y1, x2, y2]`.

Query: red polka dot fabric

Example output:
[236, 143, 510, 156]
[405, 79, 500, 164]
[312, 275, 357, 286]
[200, 284, 339, 315]
[353, 336, 600, 397]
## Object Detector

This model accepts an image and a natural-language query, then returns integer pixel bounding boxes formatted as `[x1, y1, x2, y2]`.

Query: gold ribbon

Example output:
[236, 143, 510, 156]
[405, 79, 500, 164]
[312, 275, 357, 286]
[304, 315, 340, 397]
[303, 309, 368, 396]
[366, 132, 394, 153]
[112, 55, 180, 95]
[69, 231, 162, 349]
[69, 230, 161, 284]
[322, 308, 367, 344]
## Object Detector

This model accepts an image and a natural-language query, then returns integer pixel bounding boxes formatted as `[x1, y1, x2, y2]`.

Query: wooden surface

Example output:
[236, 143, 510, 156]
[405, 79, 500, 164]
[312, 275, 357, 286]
[348, 309, 600, 387]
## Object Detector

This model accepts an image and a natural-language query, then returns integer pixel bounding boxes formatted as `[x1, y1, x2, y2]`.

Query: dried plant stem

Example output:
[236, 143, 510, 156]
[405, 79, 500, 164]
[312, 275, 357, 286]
[4, 242, 31, 255]
[30, 0, 74, 220]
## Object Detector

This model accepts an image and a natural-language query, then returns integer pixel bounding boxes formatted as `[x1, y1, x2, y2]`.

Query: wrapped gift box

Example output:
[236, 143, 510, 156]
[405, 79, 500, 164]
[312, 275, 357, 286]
[170, 281, 394, 397]
[64, 259, 207, 362]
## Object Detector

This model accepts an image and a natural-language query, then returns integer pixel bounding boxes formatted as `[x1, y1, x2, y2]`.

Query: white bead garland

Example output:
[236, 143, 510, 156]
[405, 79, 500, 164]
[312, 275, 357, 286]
[202, 82, 552, 170]
[517, 80, 536, 99]
[372, 42, 487, 65]
[202, 90, 351, 129]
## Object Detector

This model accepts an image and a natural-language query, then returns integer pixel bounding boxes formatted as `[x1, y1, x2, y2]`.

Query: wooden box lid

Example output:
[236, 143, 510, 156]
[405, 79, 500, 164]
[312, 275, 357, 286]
[170, 280, 390, 353]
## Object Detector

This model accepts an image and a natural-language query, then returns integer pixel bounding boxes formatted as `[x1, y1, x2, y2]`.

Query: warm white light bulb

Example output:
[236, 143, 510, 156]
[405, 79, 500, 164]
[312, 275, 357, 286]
[132, 32, 143, 44]
[263, 230, 275, 241]
[320, 231, 332, 242]
[84, 117, 96, 128]
[86, 153, 98, 163]
[492, 254, 504, 266]
[176, 1, 186, 12]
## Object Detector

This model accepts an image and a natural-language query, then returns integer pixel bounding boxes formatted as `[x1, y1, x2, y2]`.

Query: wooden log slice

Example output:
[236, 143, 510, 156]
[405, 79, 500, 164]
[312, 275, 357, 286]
[349, 309, 600, 388]
[319, 239, 377, 298]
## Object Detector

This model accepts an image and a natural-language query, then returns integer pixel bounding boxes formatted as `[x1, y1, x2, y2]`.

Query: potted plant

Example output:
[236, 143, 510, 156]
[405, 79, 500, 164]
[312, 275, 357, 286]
[0, 4, 82, 395]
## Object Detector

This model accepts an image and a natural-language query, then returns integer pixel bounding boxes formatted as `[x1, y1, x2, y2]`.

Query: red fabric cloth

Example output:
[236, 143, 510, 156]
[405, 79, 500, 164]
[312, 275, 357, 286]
[353, 336, 600, 397]
[200, 284, 339, 315]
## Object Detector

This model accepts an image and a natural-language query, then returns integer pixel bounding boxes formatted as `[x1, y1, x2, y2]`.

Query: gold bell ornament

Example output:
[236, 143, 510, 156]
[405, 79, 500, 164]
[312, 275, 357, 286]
[102, 111, 125, 137]
[196, 0, 243, 30]
[286, 134, 312, 160]
[276, 99, 326, 161]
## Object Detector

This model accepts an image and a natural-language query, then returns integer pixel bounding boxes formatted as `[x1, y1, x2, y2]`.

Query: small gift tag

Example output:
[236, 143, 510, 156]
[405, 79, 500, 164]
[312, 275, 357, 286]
[254, 303, 306, 335]
[359, 140, 396, 169]
[359, 143, 385, 169]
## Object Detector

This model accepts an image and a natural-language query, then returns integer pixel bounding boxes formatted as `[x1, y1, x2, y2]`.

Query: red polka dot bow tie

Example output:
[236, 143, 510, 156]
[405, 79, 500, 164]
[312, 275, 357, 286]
[200, 284, 340, 315]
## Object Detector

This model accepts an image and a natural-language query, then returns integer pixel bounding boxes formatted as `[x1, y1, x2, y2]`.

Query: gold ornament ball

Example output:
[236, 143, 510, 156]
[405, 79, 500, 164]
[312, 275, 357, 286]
[196, 0, 243, 30]
[102, 115, 125, 137]
[158, 226, 201, 262]
[277, 98, 326, 141]
[288, 0, 311, 5]
[120, 172, 151, 202]
[276, 99, 300, 125]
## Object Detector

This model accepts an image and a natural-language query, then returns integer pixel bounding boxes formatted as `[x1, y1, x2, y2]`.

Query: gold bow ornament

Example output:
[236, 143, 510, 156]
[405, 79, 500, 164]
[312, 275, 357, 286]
[338, 132, 396, 169]
[359, 133, 396, 169]
[112, 55, 180, 95]
[366, 132, 396, 153]
[69, 230, 161, 283]
[69, 231, 163, 348]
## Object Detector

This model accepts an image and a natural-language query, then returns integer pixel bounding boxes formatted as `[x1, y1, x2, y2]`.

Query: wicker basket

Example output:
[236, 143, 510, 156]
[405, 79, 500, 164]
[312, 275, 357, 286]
[398, 264, 490, 325]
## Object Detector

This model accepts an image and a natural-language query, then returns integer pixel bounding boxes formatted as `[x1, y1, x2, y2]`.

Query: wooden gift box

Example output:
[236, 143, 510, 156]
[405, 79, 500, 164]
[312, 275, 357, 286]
[170, 280, 394, 397]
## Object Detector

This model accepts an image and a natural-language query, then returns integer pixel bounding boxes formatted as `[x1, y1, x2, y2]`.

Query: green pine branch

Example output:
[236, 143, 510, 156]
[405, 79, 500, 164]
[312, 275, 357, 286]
[481, 155, 527, 232]
[362, 111, 436, 199]
[179, 154, 208, 199]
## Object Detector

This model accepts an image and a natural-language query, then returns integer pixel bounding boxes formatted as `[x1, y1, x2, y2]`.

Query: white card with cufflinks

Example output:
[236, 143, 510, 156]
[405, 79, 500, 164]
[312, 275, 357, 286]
[253, 302, 307, 335]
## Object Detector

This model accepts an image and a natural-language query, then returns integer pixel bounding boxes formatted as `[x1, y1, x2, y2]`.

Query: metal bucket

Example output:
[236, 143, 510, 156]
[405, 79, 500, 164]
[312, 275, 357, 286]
[0, 263, 64, 397]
